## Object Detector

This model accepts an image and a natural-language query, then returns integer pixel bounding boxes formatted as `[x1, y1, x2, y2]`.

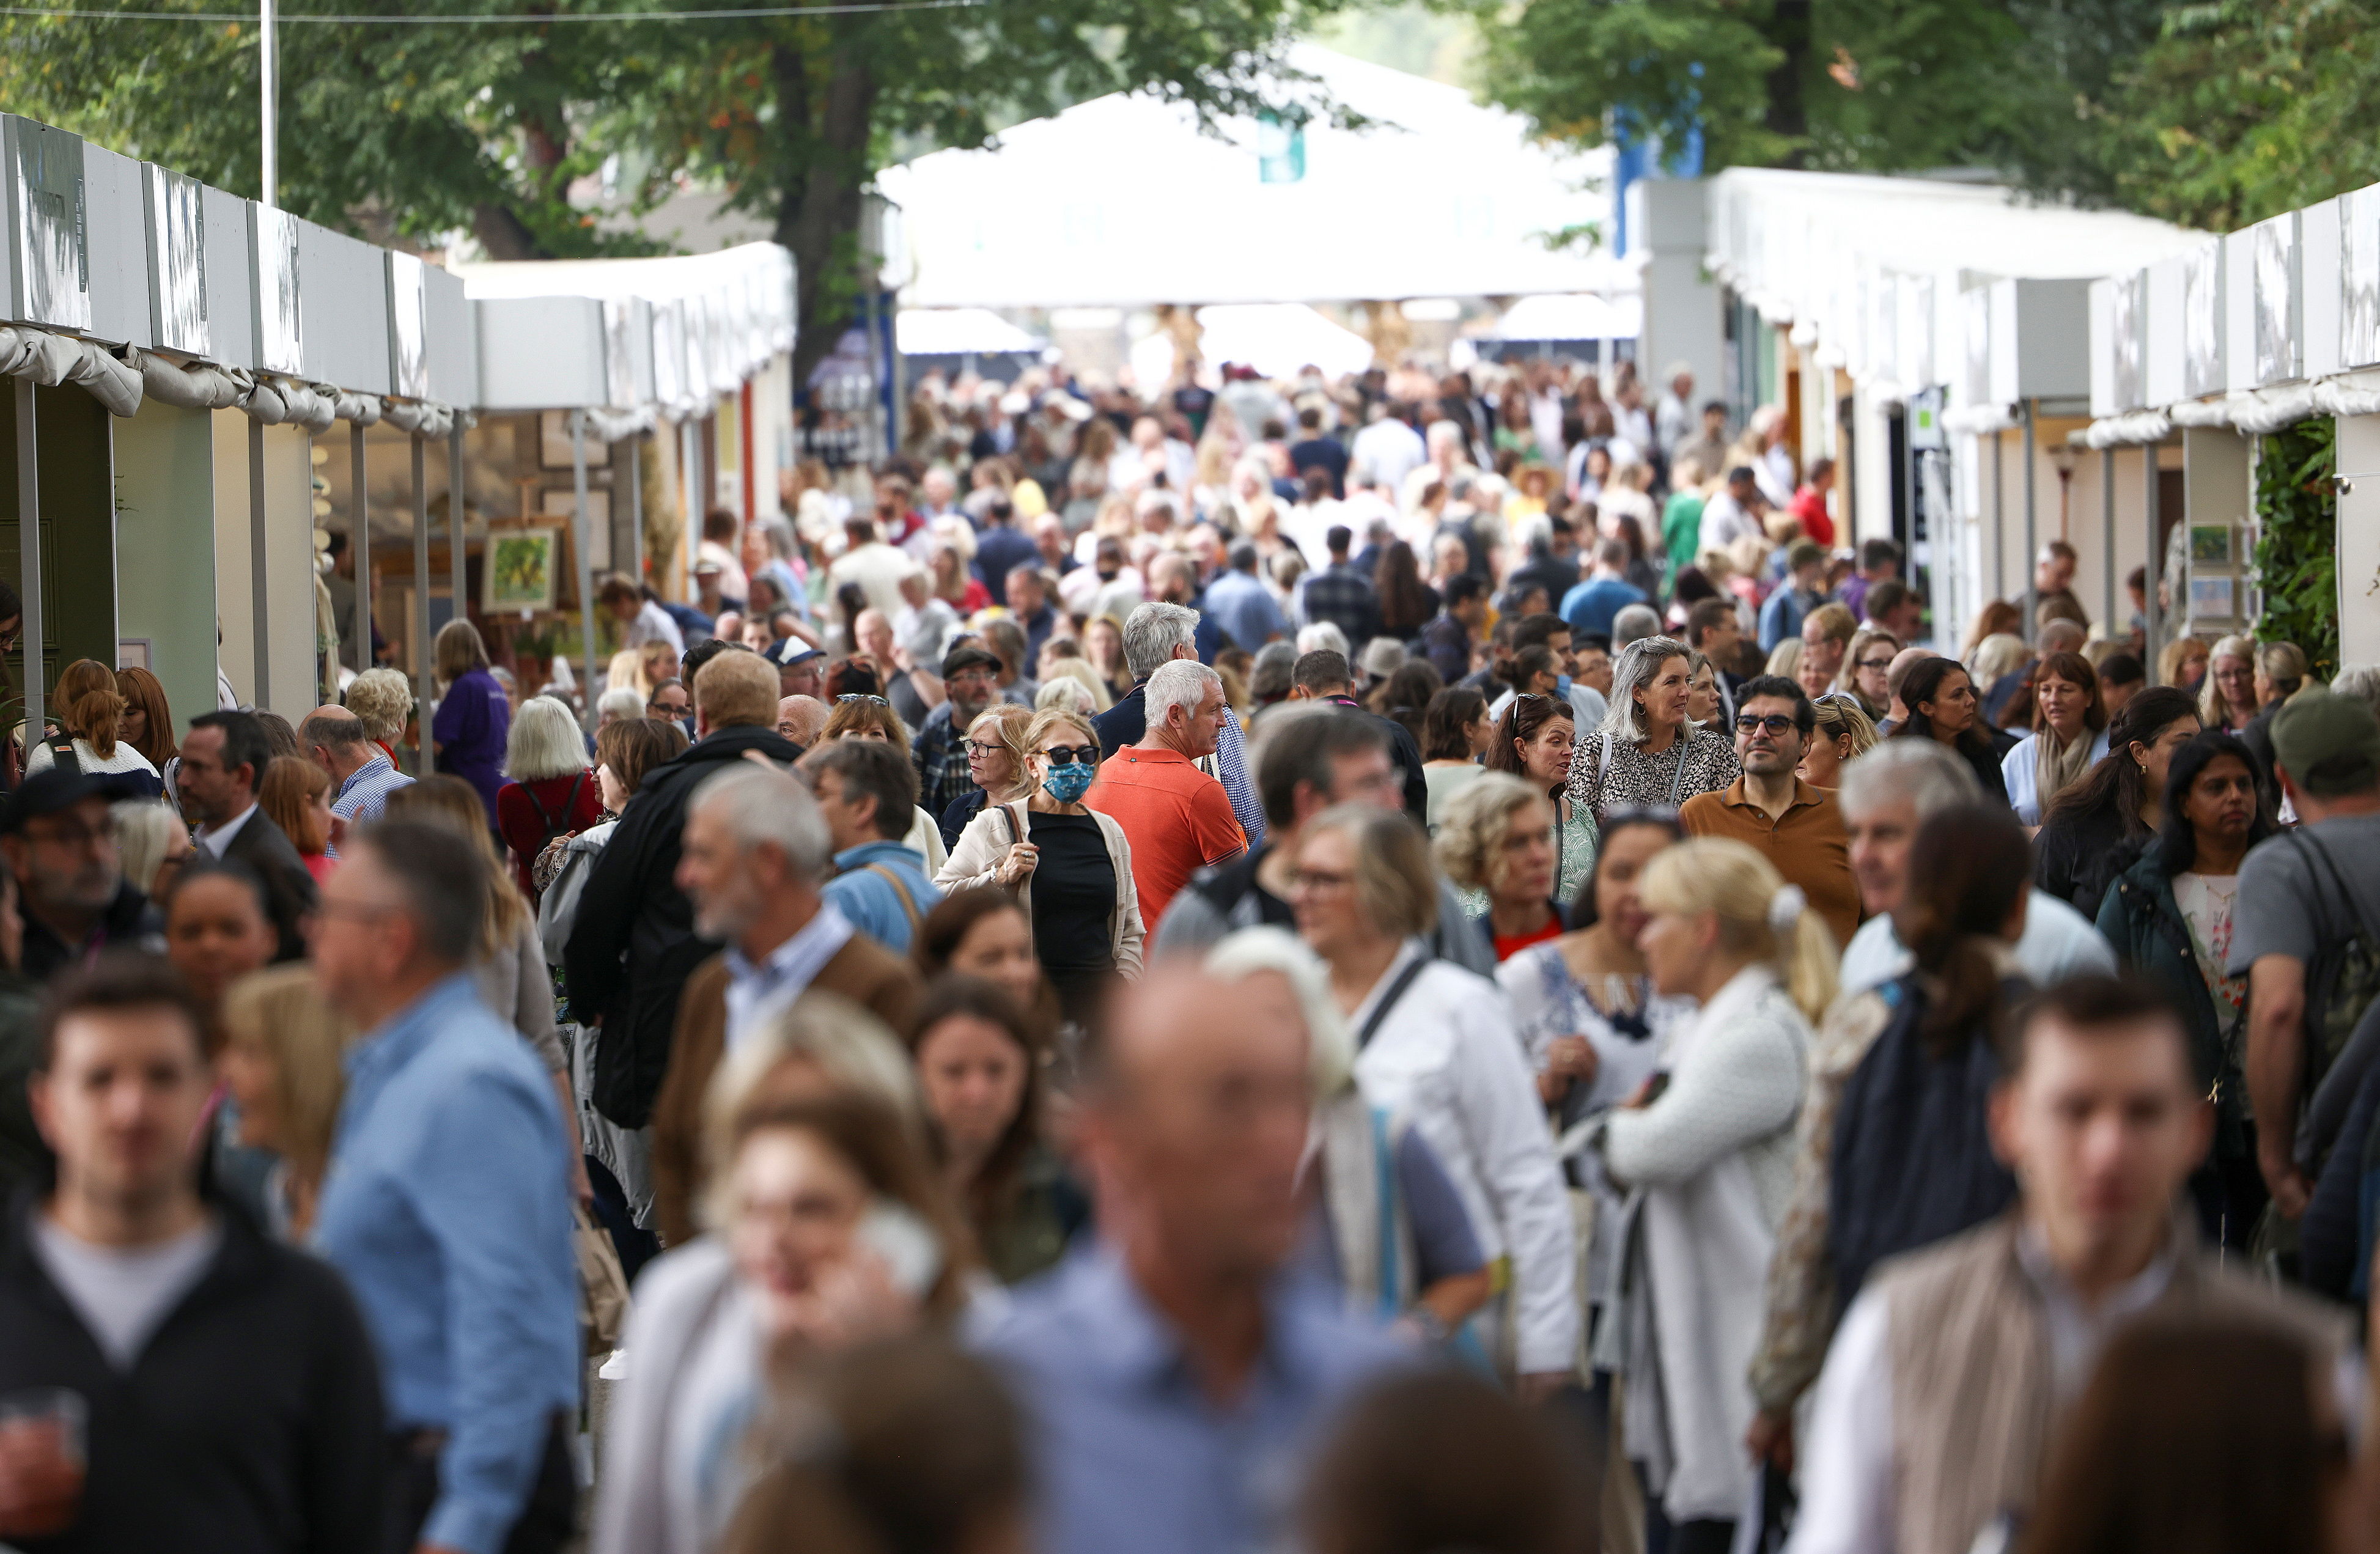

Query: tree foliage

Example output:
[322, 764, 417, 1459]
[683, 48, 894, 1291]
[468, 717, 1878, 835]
[0, 0, 1358, 377]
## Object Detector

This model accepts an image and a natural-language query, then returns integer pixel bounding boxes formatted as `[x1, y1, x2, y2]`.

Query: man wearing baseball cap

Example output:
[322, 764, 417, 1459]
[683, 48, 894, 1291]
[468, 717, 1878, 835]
[0, 768, 155, 982]
[2231, 689, 2380, 1218]
[913, 643, 1005, 819]
[765, 635, 825, 701]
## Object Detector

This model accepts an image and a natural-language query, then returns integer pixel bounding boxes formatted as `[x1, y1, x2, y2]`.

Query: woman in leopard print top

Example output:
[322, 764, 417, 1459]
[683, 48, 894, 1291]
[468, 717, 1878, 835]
[1568, 635, 1741, 823]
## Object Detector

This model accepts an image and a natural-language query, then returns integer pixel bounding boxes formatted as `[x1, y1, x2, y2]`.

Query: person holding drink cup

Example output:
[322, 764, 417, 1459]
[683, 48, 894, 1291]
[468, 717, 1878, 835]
[0, 950, 384, 1549]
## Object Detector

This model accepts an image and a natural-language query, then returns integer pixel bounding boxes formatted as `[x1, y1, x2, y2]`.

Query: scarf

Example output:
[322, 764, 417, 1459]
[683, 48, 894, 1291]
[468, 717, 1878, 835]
[2033, 721, 2098, 811]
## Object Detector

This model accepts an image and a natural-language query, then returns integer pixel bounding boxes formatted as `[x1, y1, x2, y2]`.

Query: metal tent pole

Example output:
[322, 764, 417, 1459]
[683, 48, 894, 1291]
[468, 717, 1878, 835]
[15, 381, 39, 737]
[2022, 401, 2038, 641]
[411, 433, 431, 774]
[448, 421, 465, 638]
[351, 422, 369, 681]
[2143, 442, 2161, 682]
[2101, 446, 2116, 630]
[1991, 429, 2004, 611]
[248, 420, 272, 712]
[570, 412, 601, 712]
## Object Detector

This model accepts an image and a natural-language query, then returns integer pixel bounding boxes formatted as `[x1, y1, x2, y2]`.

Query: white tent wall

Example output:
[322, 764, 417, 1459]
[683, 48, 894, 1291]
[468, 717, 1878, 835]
[1640, 180, 1724, 410]
[877, 45, 1632, 310]
[2340, 414, 2380, 665]
[114, 402, 219, 729]
[210, 409, 256, 706]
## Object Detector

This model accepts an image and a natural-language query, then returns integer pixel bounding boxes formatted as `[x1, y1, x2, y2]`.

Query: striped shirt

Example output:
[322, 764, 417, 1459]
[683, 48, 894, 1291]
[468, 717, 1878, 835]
[332, 750, 414, 829]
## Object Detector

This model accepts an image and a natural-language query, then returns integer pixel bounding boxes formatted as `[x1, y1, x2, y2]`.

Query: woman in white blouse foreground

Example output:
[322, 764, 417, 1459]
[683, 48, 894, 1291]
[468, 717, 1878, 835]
[1288, 802, 1577, 1399]
[1588, 837, 1833, 1554]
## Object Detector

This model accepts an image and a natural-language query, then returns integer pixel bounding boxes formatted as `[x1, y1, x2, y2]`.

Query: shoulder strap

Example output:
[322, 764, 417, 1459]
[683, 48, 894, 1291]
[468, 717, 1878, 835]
[1665, 732, 1693, 805]
[1355, 954, 1432, 1053]
[45, 732, 78, 776]
[527, 771, 586, 841]
[2291, 830, 2380, 942]
[861, 863, 924, 935]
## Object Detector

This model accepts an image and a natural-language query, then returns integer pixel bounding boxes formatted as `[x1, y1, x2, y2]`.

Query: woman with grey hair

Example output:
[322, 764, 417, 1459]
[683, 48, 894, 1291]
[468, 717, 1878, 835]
[2332, 663, 2380, 723]
[1566, 636, 1741, 825]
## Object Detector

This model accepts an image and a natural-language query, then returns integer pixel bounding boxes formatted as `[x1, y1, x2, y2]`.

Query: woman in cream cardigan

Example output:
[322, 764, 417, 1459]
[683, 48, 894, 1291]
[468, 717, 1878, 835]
[937, 706, 1143, 1014]
[1588, 836, 1833, 1554]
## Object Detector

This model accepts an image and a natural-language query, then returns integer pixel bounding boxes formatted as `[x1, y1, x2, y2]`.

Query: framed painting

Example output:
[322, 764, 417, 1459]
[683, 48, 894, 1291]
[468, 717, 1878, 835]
[485, 528, 560, 613]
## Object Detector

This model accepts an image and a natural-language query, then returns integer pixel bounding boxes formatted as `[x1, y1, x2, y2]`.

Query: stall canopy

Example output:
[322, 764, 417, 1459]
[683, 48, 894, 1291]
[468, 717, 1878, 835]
[1124, 303, 1376, 382]
[1487, 293, 1645, 341]
[896, 307, 1047, 357]
[876, 45, 1630, 309]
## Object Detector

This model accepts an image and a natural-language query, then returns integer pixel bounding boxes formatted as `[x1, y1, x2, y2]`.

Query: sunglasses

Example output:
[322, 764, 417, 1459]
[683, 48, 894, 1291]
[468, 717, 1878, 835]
[1039, 745, 1101, 767]
[837, 694, 888, 706]
[1734, 713, 1800, 735]
[1855, 657, 1895, 672]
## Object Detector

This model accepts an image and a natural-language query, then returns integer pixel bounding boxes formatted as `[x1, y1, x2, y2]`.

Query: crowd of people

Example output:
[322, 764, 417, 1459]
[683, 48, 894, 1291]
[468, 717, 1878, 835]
[1, 349, 2379, 1554]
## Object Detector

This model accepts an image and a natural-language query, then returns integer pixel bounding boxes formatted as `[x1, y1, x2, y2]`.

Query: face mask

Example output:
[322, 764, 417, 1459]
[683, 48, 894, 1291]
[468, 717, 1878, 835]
[1041, 762, 1095, 803]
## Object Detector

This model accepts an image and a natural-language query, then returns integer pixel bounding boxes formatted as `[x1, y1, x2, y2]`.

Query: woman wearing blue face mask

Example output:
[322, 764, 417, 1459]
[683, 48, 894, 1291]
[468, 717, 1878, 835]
[936, 707, 1144, 1014]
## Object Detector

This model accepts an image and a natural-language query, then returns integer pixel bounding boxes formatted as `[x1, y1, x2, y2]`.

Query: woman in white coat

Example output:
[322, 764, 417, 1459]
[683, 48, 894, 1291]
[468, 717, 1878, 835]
[1289, 802, 1577, 1397]
[1589, 836, 1833, 1553]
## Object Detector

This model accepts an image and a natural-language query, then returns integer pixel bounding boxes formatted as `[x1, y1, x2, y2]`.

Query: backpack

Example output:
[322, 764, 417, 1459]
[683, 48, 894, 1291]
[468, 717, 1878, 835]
[2275, 830, 2380, 1171]
[1826, 975, 2022, 1308]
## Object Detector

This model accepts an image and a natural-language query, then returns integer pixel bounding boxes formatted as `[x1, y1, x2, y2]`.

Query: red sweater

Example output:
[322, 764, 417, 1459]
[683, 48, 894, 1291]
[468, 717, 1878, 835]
[496, 771, 605, 897]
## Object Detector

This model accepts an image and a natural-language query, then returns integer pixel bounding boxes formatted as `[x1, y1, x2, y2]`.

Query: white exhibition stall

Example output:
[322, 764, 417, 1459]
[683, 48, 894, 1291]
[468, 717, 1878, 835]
[876, 45, 1634, 309]
[896, 307, 1046, 358]
[1694, 168, 2205, 646]
[1127, 303, 1378, 385]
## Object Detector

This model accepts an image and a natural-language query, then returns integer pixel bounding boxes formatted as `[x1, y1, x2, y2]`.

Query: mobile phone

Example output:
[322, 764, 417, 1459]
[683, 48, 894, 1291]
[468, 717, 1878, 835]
[856, 1201, 944, 1297]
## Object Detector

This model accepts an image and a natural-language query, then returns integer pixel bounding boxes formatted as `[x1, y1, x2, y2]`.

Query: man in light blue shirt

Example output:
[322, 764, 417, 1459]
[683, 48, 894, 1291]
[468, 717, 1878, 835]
[801, 738, 942, 953]
[976, 965, 1409, 1554]
[303, 705, 414, 850]
[1200, 541, 1291, 655]
[1558, 537, 1650, 641]
[312, 819, 579, 1554]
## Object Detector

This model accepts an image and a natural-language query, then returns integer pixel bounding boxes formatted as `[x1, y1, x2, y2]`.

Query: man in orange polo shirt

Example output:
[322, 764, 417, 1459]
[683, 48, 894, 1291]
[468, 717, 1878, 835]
[1680, 675, 1862, 952]
[1085, 657, 1247, 929]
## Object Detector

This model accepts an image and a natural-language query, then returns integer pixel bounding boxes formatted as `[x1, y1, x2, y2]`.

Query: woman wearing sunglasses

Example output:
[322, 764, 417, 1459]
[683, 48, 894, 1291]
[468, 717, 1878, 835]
[936, 707, 1143, 1016]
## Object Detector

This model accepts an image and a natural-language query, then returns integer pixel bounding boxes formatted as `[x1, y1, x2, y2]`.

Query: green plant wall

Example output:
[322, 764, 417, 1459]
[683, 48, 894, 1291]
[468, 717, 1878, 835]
[2254, 418, 2339, 676]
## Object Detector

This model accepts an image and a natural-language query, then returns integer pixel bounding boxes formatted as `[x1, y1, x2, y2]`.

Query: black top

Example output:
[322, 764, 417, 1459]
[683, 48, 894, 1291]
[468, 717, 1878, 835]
[564, 723, 806, 1127]
[2034, 795, 2143, 919]
[0, 1191, 385, 1553]
[219, 811, 319, 966]
[20, 881, 155, 985]
[1028, 811, 1114, 976]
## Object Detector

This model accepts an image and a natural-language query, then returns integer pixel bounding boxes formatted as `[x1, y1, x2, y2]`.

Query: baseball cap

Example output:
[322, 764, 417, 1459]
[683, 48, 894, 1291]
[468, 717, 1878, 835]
[942, 643, 1003, 679]
[765, 637, 823, 669]
[2271, 688, 2380, 797]
[2, 767, 104, 834]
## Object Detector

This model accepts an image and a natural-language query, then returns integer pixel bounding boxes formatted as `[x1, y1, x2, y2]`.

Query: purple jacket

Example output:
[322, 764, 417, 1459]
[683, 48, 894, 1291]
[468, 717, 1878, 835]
[432, 666, 511, 823]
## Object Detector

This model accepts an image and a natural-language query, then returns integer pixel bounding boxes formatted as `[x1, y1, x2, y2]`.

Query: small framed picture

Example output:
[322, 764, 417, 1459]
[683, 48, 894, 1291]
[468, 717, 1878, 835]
[539, 410, 611, 470]
[2189, 575, 2236, 621]
[116, 638, 152, 671]
[2190, 525, 2233, 565]
[484, 528, 561, 613]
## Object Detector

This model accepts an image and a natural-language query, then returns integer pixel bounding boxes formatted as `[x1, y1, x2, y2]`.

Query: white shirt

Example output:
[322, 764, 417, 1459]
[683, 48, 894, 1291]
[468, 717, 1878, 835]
[829, 541, 917, 622]
[1348, 941, 1577, 1374]
[1350, 417, 1427, 496]
[195, 801, 260, 858]
[721, 902, 855, 1050]
[1839, 888, 2115, 998]
[627, 600, 686, 656]
[24, 738, 164, 787]
[1697, 490, 1764, 554]
[1999, 727, 2112, 826]
[32, 1213, 223, 1369]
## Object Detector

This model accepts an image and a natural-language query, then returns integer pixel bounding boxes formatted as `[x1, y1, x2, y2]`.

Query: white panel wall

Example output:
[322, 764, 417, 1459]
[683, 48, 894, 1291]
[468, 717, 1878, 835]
[81, 142, 146, 347]
[2341, 414, 2380, 666]
[2012, 279, 2091, 400]
[199, 186, 254, 371]
[475, 296, 605, 410]
[423, 263, 476, 407]
[2146, 258, 2187, 408]
[2224, 227, 2258, 393]
[2305, 198, 2344, 382]
[297, 219, 390, 396]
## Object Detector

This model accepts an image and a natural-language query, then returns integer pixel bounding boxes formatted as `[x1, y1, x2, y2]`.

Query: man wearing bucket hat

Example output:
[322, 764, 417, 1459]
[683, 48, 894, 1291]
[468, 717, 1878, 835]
[2230, 689, 2380, 1217]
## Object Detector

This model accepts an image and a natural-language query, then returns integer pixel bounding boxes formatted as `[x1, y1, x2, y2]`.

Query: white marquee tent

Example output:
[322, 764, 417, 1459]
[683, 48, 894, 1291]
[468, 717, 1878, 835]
[876, 45, 1631, 309]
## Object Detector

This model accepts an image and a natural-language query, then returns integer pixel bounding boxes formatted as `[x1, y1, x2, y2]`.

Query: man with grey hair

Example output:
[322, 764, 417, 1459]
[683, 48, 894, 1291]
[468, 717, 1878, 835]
[1611, 602, 1664, 650]
[1835, 740, 2115, 997]
[1087, 658, 1247, 929]
[644, 762, 921, 1243]
[776, 693, 827, 748]
[1096, 599, 1266, 849]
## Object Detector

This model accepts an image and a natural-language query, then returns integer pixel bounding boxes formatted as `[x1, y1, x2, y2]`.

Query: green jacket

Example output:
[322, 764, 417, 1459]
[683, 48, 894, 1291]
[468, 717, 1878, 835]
[0, 970, 46, 1197]
[2095, 842, 2246, 1154]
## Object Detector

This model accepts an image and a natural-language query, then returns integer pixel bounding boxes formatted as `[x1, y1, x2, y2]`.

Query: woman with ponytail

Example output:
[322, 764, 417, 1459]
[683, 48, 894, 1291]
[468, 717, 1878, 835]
[24, 657, 165, 798]
[1586, 837, 1827, 1552]
[1745, 803, 2029, 1473]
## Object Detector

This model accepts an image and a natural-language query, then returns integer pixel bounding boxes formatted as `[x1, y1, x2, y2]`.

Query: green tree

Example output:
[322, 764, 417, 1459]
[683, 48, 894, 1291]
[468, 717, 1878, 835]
[0, 0, 1357, 380]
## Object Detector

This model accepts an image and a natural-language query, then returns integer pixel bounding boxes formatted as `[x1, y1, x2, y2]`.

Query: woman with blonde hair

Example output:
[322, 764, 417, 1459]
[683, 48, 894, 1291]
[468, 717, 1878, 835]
[1436, 771, 1564, 961]
[259, 755, 336, 885]
[606, 649, 652, 700]
[344, 666, 414, 763]
[1039, 655, 1114, 713]
[1082, 614, 1133, 702]
[1835, 626, 1899, 720]
[2200, 633, 2258, 733]
[384, 775, 590, 1204]
[937, 702, 1035, 850]
[430, 617, 511, 823]
[218, 963, 354, 1239]
[1800, 693, 1879, 789]
[937, 705, 1143, 1014]
[25, 657, 164, 797]
[1590, 837, 1829, 1549]
[112, 798, 190, 897]
[2160, 634, 2211, 693]
[1969, 632, 2032, 700]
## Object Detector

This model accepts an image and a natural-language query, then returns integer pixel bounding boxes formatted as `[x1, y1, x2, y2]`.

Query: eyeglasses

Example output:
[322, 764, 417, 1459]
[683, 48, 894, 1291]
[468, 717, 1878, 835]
[964, 741, 1006, 759]
[837, 694, 888, 706]
[1288, 866, 1354, 893]
[1734, 713, 1800, 735]
[1039, 745, 1101, 767]
[1855, 657, 1895, 672]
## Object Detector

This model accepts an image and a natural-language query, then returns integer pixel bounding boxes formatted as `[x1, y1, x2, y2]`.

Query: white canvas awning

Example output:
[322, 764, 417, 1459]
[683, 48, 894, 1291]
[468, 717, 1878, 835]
[896, 306, 1045, 356]
[1487, 293, 1645, 341]
[877, 45, 1634, 309]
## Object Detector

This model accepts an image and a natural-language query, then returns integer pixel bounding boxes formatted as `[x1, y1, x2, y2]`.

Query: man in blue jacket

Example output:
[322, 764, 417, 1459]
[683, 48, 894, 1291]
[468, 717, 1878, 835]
[802, 738, 942, 954]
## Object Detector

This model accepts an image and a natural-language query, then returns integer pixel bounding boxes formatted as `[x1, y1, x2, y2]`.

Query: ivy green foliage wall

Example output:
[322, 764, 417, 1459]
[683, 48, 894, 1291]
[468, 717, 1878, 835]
[2253, 418, 2338, 677]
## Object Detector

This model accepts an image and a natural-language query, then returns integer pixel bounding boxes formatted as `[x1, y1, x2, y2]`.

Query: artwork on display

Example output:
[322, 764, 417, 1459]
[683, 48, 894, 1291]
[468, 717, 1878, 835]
[2190, 526, 2233, 565]
[540, 410, 610, 470]
[2189, 576, 2236, 622]
[485, 528, 560, 613]
[116, 638, 151, 671]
